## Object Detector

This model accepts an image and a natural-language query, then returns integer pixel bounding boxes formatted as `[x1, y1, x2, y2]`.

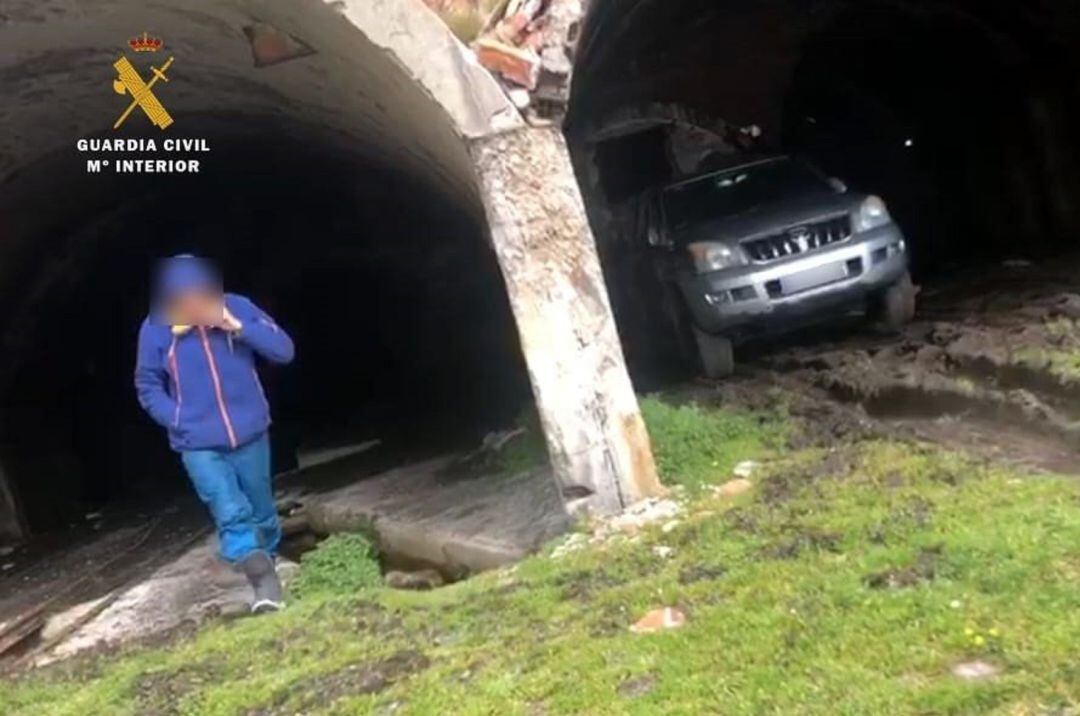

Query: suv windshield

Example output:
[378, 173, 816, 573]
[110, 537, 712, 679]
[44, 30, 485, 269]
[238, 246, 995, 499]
[662, 159, 829, 233]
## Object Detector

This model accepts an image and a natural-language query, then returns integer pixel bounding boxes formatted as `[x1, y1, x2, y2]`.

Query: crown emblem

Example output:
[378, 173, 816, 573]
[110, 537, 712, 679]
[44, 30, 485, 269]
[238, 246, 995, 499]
[129, 32, 164, 52]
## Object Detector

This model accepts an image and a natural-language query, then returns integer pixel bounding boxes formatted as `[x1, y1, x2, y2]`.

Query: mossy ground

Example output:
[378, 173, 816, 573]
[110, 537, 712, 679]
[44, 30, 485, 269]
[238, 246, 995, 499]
[1016, 316, 1080, 384]
[289, 533, 383, 601]
[3, 400, 1079, 715]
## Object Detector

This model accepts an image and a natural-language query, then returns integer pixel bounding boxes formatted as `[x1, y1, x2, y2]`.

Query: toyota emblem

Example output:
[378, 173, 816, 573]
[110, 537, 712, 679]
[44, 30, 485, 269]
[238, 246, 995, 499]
[788, 226, 811, 252]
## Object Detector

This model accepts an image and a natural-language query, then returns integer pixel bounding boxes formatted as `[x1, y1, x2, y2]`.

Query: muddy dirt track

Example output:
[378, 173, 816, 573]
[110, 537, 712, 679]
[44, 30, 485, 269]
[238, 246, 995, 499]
[693, 256, 1080, 475]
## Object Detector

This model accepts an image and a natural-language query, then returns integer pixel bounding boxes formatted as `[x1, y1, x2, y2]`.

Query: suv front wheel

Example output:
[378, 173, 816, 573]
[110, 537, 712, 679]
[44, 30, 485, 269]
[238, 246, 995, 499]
[692, 326, 735, 379]
[873, 270, 917, 332]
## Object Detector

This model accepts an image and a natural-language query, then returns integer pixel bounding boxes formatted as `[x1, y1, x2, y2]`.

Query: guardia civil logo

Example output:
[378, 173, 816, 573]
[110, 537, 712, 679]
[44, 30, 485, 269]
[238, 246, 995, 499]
[112, 32, 175, 130]
[76, 32, 209, 173]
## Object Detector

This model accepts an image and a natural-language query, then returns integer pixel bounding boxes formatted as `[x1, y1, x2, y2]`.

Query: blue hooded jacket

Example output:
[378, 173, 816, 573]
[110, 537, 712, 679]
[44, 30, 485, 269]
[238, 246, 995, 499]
[134, 260, 294, 452]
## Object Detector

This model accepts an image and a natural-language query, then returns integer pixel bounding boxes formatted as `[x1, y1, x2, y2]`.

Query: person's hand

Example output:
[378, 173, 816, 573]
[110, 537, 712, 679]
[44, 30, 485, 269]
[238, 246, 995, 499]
[220, 305, 243, 332]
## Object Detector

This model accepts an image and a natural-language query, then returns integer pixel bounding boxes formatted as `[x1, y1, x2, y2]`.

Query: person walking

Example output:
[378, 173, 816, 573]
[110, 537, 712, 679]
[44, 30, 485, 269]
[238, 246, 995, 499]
[135, 256, 295, 613]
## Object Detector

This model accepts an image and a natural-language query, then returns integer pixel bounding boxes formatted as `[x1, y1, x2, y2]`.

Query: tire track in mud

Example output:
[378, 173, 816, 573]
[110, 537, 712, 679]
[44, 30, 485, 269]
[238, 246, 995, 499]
[749, 285, 1080, 474]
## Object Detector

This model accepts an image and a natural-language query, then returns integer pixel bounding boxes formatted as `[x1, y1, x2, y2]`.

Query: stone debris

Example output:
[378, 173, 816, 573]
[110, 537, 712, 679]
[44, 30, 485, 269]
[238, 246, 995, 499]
[552, 496, 684, 558]
[630, 607, 686, 634]
[951, 660, 1000, 681]
[474, 38, 541, 90]
[604, 497, 682, 537]
[732, 460, 761, 479]
[424, 0, 583, 119]
[277, 558, 300, 587]
[550, 532, 588, 559]
[507, 87, 532, 110]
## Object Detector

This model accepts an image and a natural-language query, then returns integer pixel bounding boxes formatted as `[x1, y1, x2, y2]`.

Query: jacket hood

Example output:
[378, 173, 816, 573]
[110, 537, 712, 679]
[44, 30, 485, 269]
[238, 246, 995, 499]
[156, 256, 220, 298]
[152, 256, 221, 320]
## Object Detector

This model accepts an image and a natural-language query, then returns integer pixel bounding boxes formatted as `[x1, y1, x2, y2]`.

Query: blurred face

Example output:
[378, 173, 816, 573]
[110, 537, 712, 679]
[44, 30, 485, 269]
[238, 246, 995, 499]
[167, 288, 223, 326]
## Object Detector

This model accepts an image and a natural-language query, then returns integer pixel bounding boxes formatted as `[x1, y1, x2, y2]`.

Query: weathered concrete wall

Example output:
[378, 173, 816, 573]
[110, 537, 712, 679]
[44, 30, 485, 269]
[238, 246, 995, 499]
[329, 0, 523, 139]
[469, 126, 662, 512]
[410, 0, 663, 511]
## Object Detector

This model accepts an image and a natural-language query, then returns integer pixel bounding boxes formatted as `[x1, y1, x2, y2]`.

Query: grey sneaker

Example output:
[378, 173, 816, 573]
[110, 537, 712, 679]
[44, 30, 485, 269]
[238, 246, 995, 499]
[239, 550, 284, 614]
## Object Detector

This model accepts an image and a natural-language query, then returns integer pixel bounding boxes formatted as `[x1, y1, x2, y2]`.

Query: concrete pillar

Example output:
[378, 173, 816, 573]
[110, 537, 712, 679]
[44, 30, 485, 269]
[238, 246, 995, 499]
[469, 125, 663, 514]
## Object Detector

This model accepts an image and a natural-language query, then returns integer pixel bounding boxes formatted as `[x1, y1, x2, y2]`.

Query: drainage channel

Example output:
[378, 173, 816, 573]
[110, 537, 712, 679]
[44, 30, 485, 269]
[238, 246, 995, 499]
[273, 449, 572, 585]
[275, 512, 463, 591]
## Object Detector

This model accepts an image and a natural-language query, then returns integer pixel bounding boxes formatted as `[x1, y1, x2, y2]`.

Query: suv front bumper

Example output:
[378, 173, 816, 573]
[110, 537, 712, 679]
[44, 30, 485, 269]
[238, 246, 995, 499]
[679, 223, 908, 338]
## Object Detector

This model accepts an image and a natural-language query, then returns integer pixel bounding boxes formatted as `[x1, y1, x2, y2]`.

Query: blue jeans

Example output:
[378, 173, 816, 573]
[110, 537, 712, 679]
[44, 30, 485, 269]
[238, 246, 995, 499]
[181, 433, 281, 563]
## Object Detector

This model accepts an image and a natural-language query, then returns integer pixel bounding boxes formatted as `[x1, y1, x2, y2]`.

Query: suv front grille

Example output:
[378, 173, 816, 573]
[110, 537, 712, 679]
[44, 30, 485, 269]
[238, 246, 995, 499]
[742, 215, 852, 263]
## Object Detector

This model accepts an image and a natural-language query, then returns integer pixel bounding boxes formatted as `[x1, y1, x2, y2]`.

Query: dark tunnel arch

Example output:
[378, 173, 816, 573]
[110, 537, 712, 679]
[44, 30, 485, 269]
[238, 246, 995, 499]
[565, 0, 1080, 376]
[0, 4, 531, 534]
[1, 121, 531, 534]
[781, 3, 1080, 276]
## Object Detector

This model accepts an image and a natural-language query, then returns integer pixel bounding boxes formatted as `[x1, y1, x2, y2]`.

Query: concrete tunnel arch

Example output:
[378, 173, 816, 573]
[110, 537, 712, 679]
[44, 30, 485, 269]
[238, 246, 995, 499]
[564, 0, 1080, 376]
[0, 0, 663, 538]
[569, 0, 1080, 245]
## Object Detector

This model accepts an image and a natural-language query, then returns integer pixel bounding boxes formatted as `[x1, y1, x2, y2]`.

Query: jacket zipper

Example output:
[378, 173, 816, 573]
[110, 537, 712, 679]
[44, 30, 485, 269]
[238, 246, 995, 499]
[167, 335, 183, 428]
[199, 327, 239, 449]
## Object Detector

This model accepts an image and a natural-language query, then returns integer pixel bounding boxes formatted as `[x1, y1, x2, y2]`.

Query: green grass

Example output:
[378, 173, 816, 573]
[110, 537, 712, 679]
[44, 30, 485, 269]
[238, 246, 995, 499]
[640, 396, 788, 491]
[3, 409, 1079, 715]
[481, 397, 785, 488]
[1015, 317, 1080, 383]
[289, 533, 382, 600]
[1016, 346, 1080, 383]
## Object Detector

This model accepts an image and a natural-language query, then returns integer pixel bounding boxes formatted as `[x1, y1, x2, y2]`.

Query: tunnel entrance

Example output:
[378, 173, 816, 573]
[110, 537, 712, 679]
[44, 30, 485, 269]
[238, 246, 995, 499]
[0, 0, 540, 538]
[566, 0, 1080, 378]
[782, 5, 1078, 278]
[0, 122, 530, 534]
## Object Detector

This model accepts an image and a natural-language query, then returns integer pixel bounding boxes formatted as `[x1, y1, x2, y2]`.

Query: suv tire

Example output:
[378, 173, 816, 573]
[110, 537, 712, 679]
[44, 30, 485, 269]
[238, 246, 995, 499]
[692, 326, 735, 379]
[875, 270, 917, 332]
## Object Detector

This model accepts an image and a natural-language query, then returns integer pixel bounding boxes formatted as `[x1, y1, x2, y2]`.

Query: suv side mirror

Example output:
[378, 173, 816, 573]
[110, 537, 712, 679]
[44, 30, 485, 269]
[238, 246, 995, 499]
[828, 177, 848, 193]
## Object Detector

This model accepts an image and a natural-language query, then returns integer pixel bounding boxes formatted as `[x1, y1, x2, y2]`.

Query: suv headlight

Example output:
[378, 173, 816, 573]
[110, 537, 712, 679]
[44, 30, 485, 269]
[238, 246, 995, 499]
[856, 195, 891, 232]
[687, 241, 747, 273]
